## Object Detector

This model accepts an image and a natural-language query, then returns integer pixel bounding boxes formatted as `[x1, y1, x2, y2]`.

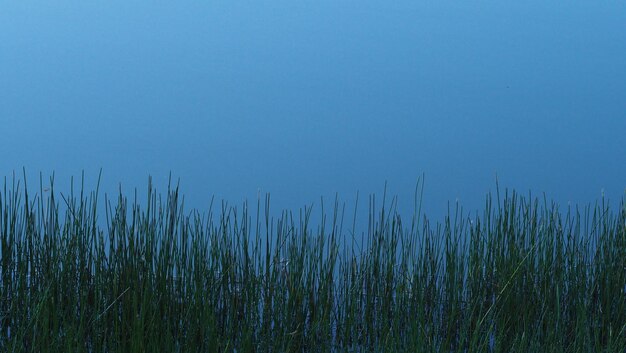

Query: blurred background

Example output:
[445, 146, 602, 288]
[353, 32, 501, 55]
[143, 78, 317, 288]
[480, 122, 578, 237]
[2, 0, 625, 232]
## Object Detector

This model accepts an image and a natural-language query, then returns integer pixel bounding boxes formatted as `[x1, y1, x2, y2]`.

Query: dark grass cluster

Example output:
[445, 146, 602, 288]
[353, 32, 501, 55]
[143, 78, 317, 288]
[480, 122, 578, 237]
[1, 173, 625, 353]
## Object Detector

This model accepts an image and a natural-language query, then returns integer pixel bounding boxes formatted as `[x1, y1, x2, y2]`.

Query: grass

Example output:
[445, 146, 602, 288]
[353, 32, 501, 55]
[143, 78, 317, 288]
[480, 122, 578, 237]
[1, 171, 625, 352]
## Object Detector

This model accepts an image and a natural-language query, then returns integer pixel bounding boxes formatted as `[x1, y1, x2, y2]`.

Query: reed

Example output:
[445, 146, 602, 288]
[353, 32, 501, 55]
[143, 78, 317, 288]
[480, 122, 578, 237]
[0, 172, 624, 352]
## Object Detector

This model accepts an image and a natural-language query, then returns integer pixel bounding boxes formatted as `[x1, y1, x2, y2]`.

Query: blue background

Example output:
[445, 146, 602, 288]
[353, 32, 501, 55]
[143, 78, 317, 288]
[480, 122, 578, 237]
[2, 1, 625, 230]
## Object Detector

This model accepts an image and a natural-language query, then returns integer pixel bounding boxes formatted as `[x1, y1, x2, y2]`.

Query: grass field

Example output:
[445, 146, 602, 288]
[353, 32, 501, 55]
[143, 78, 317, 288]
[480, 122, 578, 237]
[1, 173, 625, 352]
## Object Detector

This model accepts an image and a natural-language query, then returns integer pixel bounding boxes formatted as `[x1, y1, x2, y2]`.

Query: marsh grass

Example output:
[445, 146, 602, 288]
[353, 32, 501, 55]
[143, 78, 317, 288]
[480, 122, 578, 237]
[1, 172, 625, 352]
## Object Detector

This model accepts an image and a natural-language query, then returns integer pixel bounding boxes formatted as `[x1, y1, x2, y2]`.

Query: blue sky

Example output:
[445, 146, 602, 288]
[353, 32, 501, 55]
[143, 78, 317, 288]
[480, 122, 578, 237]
[2, 0, 625, 229]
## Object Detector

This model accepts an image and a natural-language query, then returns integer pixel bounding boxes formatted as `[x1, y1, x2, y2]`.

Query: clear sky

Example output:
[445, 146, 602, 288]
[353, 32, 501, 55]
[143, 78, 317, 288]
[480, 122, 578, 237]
[2, 0, 625, 230]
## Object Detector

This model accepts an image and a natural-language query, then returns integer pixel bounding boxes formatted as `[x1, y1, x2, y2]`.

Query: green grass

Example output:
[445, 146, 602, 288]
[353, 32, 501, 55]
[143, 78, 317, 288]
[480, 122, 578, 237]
[1, 172, 625, 353]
